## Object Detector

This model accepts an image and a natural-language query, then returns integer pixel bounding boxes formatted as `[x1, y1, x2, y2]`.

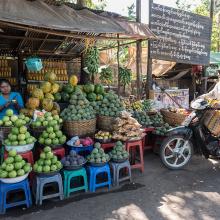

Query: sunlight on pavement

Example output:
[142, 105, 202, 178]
[106, 204, 149, 220]
[158, 191, 220, 220]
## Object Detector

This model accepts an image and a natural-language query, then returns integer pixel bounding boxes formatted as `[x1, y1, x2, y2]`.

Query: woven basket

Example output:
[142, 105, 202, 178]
[63, 118, 96, 138]
[0, 127, 12, 139]
[29, 126, 46, 139]
[203, 110, 220, 137]
[97, 115, 117, 132]
[160, 109, 187, 126]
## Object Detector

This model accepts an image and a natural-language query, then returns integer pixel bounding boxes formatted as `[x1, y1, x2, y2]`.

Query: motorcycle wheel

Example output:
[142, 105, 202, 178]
[160, 135, 193, 170]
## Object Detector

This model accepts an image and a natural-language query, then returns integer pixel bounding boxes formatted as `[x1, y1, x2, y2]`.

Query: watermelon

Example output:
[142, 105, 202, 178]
[95, 84, 104, 94]
[54, 93, 62, 102]
[87, 93, 97, 102]
[61, 92, 70, 102]
[83, 84, 95, 94]
[63, 84, 74, 94]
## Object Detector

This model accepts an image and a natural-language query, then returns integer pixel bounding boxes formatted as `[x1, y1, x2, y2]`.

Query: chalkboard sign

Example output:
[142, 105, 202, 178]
[150, 3, 212, 65]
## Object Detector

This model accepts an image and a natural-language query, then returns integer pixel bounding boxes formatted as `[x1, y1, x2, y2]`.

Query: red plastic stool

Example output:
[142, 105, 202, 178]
[143, 127, 155, 150]
[39, 147, 65, 160]
[126, 139, 144, 173]
[101, 142, 115, 151]
[4, 151, 34, 165]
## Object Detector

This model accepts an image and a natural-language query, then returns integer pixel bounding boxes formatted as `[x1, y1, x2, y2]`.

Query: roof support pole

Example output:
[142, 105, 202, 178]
[146, 0, 153, 99]
[117, 34, 120, 95]
[136, 0, 142, 99]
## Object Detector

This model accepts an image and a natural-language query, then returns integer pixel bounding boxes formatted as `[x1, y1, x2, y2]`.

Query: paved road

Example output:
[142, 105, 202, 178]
[3, 153, 220, 220]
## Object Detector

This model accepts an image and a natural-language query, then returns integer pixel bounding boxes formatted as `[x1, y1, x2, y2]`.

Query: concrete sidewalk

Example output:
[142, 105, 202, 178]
[3, 153, 220, 220]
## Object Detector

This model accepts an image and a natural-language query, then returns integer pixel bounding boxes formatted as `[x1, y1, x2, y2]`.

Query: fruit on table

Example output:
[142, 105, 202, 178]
[95, 130, 112, 140]
[98, 91, 124, 117]
[33, 146, 62, 173]
[150, 113, 164, 126]
[38, 120, 66, 146]
[50, 83, 60, 94]
[109, 141, 129, 161]
[142, 99, 153, 112]
[133, 111, 152, 127]
[69, 75, 78, 86]
[83, 84, 95, 94]
[0, 110, 30, 127]
[4, 122, 36, 146]
[60, 89, 95, 121]
[0, 150, 31, 178]
[131, 100, 143, 111]
[32, 88, 44, 100]
[94, 84, 104, 95]
[54, 93, 62, 102]
[31, 112, 63, 128]
[61, 150, 86, 167]
[44, 72, 57, 83]
[45, 93, 54, 100]
[40, 81, 52, 94]
[26, 97, 40, 109]
[41, 98, 54, 112]
[154, 123, 172, 136]
[87, 92, 97, 102]
[87, 142, 110, 163]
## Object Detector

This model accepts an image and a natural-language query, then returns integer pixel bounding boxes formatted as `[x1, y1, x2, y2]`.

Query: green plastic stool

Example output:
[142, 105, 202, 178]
[62, 168, 88, 198]
[0, 145, 4, 165]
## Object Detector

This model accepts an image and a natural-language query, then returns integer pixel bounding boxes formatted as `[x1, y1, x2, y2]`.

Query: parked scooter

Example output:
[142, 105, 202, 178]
[160, 99, 220, 170]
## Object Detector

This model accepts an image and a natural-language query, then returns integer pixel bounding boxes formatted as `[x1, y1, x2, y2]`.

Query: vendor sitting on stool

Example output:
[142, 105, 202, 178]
[0, 79, 24, 119]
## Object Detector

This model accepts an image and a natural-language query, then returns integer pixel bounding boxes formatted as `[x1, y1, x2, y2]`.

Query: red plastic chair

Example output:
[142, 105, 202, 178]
[125, 138, 144, 173]
[4, 151, 34, 165]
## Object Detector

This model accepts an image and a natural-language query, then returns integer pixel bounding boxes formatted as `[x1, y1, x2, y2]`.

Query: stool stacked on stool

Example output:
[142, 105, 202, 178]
[0, 178, 32, 214]
[126, 137, 144, 173]
[87, 164, 111, 192]
[32, 173, 64, 205]
[110, 160, 131, 186]
[62, 168, 88, 198]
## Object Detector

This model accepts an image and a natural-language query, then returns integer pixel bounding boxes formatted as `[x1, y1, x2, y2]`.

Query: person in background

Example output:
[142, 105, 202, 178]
[0, 79, 24, 119]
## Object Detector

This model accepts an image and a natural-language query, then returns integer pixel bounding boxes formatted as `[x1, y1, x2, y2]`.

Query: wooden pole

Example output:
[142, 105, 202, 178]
[146, 0, 153, 99]
[136, 0, 142, 99]
[117, 34, 120, 95]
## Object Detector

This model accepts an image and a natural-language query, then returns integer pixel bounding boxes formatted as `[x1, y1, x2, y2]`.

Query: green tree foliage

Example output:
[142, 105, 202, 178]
[176, 0, 220, 51]
[127, 3, 136, 21]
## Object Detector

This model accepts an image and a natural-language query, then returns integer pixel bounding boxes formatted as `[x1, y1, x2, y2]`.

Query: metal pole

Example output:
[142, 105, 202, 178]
[146, 0, 153, 99]
[136, 0, 142, 99]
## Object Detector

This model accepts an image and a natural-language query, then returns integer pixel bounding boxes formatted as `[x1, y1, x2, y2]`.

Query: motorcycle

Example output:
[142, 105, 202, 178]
[160, 98, 220, 170]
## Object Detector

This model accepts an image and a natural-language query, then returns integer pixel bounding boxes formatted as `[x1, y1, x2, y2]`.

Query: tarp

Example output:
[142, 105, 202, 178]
[210, 52, 220, 65]
[0, 0, 124, 34]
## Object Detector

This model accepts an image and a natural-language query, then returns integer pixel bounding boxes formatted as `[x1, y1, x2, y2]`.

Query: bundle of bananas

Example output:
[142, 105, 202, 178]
[119, 67, 132, 86]
[131, 100, 143, 111]
[122, 98, 132, 111]
[85, 47, 99, 76]
[99, 67, 113, 84]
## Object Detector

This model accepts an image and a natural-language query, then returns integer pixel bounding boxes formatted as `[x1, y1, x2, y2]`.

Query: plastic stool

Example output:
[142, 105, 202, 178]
[110, 160, 132, 186]
[0, 178, 32, 214]
[4, 150, 34, 165]
[62, 168, 88, 198]
[87, 164, 111, 192]
[52, 148, 65, 160]
[101, 142, 115, 151]
[33, 173, 64, 205]
[68, 145, 93, 157]
[126, 139, 144, 173]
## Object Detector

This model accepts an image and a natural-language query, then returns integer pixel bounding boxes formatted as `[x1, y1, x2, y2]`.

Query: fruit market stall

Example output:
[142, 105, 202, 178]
[0, 0, 159, 215]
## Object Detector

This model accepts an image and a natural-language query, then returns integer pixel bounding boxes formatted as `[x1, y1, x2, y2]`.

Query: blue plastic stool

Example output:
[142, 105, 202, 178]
[0, 178, 32, 214]
[62, 168, 88, 198]
[33, 173, 64, 205]
[87, 164, 111, 192]
[110, 160, 132, 186]
[68, 145, 93, 157]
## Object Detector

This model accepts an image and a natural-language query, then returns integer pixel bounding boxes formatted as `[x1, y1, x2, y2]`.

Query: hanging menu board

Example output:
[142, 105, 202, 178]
[150, 3, 212, 65]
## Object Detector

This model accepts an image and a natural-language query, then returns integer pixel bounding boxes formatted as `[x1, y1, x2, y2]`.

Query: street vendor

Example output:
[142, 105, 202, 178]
[0, 79, 24, 119]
